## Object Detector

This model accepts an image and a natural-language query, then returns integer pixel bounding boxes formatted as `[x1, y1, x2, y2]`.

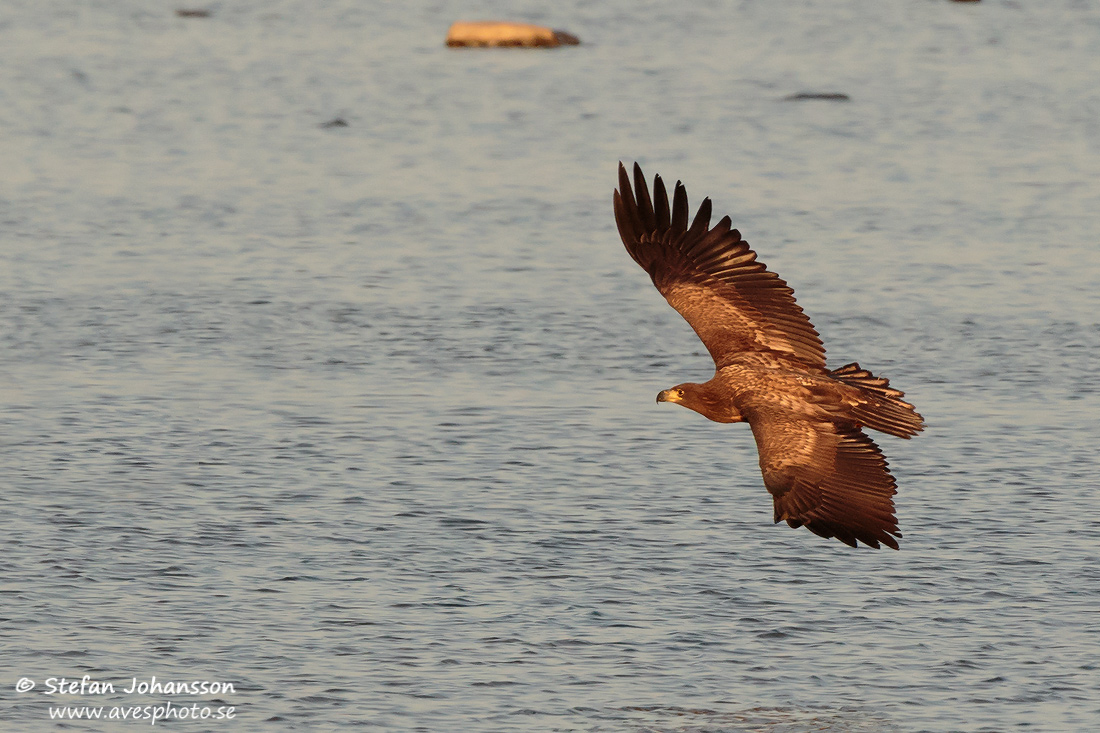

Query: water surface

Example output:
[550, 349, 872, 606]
[3, 1, 1100, 730]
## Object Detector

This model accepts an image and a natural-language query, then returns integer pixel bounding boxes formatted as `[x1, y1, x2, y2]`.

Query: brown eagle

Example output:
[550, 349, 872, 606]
[614, 162, 923, 549]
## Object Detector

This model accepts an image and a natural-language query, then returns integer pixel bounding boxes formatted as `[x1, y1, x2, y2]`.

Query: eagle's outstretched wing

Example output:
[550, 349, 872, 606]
[613, 162, 825, 369]
[749, 414, 902, 549]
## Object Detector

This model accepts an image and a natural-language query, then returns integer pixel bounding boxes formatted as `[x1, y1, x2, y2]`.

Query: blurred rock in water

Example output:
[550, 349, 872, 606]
[446, 21, 580, 48]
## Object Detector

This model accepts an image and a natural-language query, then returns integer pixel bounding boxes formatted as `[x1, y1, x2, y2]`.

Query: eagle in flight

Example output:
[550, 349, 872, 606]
[614, 162, 923, 549]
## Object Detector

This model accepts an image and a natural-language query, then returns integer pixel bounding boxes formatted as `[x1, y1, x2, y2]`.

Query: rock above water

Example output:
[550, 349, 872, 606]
[446, 21, 580, 48]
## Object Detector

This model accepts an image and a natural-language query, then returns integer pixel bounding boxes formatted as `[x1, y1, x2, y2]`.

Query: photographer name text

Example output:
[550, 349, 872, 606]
[41, 676, 235, 696]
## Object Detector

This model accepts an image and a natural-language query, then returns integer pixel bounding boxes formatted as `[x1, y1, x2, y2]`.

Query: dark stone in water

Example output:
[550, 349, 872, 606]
[320, 118, 349, 129]
[784, 92, 851, 101]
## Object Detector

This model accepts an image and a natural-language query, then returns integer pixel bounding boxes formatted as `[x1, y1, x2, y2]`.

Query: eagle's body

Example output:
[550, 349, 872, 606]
[614, 163, 923, 550]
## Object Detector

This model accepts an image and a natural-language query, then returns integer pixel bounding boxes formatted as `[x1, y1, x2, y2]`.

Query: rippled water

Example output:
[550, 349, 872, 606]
[3, 1, 1100, 730]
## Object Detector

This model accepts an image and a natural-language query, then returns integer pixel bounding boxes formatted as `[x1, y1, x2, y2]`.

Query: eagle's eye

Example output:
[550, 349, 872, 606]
[676, 388, 685, 398]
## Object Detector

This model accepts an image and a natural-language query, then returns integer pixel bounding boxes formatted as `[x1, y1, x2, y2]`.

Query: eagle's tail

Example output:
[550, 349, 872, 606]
[830, 362, 924, 439]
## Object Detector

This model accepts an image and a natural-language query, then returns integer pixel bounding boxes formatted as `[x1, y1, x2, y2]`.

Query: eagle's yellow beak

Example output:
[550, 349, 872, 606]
[657, 389, 680, 403]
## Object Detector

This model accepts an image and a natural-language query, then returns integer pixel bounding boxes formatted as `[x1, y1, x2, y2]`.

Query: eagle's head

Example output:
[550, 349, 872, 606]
[657, 382, 742, 424]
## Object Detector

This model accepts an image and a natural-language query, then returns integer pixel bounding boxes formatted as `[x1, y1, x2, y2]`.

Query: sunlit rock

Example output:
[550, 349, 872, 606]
[445, 21, 580, 48]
